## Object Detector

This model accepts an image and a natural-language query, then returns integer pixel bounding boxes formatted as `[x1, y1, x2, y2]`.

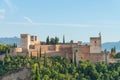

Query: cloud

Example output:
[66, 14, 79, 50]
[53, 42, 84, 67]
[3, 22, 95, 27]
[4, 0, 13, 9]
[0, 9, 5, 14]
[0, 9, 5, 19]
[4, 19, 120, 27]
[0, 16, 5, 19]
[4, 21, 120, 27]
[4, 0, 17, 11]
[32, 23, 95, 27]
[24, 16, 33, 24]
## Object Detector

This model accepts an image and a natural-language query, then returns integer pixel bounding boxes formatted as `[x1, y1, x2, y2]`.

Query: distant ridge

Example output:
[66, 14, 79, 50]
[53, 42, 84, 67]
[0, 37, 119, 52]
[102, 41, 120, 52]
[0, 37, 20, 46]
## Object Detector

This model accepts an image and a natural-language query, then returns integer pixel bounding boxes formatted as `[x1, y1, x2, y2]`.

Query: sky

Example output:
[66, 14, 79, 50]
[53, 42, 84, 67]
[0, 0, 120, 43]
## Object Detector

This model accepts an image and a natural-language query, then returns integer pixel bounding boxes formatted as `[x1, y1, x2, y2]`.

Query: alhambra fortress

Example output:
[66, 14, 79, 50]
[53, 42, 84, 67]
[10, 33, 110, 63]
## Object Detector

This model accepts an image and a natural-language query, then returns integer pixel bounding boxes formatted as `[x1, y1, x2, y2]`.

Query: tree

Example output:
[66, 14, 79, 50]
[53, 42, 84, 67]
[43, 75, 49, 80]
[50, 38, 55, 45]
[55, 37, 59, 44]
[70, 40, 74, 44]
[111, 47, 116, 58]
[81, 78, 87, 80]
[37, 50, 39, 60]
[0, 44, 11, 54]
[47, 36, 60, 45]
[63, 35, 65, 44]
[44, 52, 47, 67]
[39, 47, 42, 58]
[31, 52, 32, 58]
[12, 43, 17, 48]
[113, 47, 116, 54]
[115, 52, 120, 58]
[74, 50, 77, 66]
[32, 64, 40, 80]
[111, 48, 114, 53]
[46, 36, 50, 45]
[4, 50, 11, 63]
[35, 66, 40, 80]
[0, 44, 3, 54]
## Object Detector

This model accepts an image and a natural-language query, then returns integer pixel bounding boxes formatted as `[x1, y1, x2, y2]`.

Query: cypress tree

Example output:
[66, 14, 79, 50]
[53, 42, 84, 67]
[4, 50, 11, 63]
[37, 50, 39, 60]
[113, 46, 116, 53]
[44, 51, 47, 67]
[40, 47, 42, 58]
[111, 47, 116, 57]
[111, 48, 113, 53]
[46, 36, 50, 45]
[33, 65, 40, 80]
[36, 66, 40, 80]
[74, 51, 77, 66]
[31, 52, 32, 58]
[63, 35, 65, 44]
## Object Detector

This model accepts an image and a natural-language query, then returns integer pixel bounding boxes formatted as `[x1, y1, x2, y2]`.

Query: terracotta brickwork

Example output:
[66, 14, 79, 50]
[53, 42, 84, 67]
[77, 45, 90, 60]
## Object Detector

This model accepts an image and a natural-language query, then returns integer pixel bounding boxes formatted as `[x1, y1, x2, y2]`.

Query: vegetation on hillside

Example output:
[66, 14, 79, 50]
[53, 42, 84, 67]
[0, 43, 17, 55]
[1, 51, 120, 80]
[0, 44, 11, 55]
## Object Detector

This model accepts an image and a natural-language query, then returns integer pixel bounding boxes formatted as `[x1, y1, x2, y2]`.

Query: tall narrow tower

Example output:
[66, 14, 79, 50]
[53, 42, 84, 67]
[90, 33, 101, 53]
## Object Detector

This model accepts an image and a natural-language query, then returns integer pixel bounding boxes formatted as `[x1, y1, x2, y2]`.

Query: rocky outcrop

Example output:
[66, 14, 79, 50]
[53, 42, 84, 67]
[1, 68, 31, 80]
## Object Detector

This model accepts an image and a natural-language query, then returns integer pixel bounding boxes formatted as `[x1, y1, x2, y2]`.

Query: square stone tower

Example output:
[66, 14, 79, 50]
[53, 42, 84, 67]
[20, 34, 31, 52]
[90, 33, 101, 53]
[20, 34, 40, 53]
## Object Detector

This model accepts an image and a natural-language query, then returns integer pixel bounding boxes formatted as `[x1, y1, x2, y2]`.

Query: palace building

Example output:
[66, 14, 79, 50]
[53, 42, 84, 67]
[11, 33, 109, 63]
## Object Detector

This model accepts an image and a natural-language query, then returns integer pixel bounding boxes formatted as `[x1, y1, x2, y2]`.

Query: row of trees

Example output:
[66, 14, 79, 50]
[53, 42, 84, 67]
[0, 44, 11, 55]
[46, 35, 74, 45]
[111, 47, 116, 57]
[104, 47, 120, 59]
[0, 43, 17, 55]
[46, 36, 59, 45]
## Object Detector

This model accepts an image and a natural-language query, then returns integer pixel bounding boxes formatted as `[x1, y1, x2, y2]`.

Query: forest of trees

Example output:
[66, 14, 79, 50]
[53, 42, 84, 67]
[0, 43, 17, 55]
[1, 51, 120, 80]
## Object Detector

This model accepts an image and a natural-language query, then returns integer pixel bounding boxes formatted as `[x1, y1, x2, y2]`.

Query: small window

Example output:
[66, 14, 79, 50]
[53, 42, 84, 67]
[76, 50, 78, 52]
[95, 41, 97, 46]
[35, 36, 37, 41]
[29, 45, 35, 49]
[95, 41, 97, 43]
[81, 57, 83, 59]
[31, 36, 34, 41]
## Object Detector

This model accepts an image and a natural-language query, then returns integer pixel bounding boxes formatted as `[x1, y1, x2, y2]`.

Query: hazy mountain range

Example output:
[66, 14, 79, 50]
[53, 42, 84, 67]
[102, 42, 120, 52]
[0, 37, 120, 52]
[0, 37, 20, 46]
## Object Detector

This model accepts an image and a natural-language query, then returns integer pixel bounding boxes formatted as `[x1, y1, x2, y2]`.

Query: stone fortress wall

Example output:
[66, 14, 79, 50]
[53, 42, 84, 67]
[11, 33, 109, 63]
